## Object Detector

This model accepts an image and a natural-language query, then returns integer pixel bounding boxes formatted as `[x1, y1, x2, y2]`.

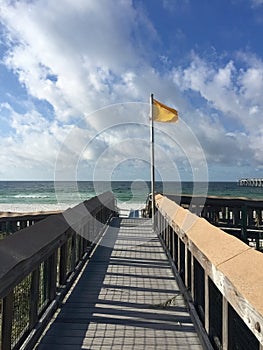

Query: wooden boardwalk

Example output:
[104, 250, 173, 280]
[35, 217, 203, 350]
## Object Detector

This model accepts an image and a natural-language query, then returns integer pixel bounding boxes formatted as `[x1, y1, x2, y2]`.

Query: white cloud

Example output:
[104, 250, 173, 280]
[0, 0, 157, 179]
[0, 0, 154, 120]
[172, 56, 244, 118]
[0, 106, 60, 179]
[172, 53, 263, 170]
[0, 0, 262, 180]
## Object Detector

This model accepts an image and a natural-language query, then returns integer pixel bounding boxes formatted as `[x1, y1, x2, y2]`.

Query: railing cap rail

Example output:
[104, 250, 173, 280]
[165, 193, 263, 207]
[0, 210, 62, 222]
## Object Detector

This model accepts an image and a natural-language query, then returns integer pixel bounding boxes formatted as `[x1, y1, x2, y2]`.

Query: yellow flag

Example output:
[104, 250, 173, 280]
[153, 98, 178, 123]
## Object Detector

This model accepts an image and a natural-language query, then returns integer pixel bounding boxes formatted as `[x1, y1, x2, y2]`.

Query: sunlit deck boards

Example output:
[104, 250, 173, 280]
[35, 217, 203, 349]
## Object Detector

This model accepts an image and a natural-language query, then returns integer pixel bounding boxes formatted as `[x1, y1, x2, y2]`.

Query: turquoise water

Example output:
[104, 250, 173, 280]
[0, 181, 262, 212]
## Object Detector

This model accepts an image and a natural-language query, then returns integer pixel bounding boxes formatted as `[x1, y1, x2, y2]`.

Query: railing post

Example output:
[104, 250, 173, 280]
[185, 243, 189, 289]
[71, 231, 77, 272]
[1, 291, 14, 350]
[241, 205, 248, 243]
[48, 251, 58, 301]
[169, 226, 173, 258]
[29, 268, 40, 329]
[59, 242, 68, 285]
[155, 209, 161, 234]
[222, 297, 228, 350]
[20, 220, 27, 230]
[166, 218, 169, 248]
[5, 221, 10, 235]
[232, 208, 240, 226]
[247, 208, 254, 227]
[204, 273, 209, 334]
[167, 222, 171, 251]
[177, 236, 181, 276]
[171, 229, 176, 262]
[188, 249, 193, 289]
[191, 253, 194, 298]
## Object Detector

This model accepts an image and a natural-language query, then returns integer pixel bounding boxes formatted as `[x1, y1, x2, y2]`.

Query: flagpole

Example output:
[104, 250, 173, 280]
[150, 93, 155, 226]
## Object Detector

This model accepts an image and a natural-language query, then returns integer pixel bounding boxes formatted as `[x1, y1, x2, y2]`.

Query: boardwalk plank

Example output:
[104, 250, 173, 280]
[35, 218, 203, 349]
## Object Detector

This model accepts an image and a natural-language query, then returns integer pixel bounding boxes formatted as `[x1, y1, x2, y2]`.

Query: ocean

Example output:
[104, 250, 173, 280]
[0, 181, 262, 213]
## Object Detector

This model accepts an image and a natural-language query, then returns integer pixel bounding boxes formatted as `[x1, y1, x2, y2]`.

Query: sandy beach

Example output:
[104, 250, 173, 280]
[0, 203, 72, 214]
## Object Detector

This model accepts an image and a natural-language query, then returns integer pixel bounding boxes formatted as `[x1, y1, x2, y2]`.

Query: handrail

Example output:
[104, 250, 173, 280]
[0, 191, 116, 350]
[167, 193, 263, 207]
[0, 211, 60, 238]
[155, 194, 263, 349]
[166, 194, 263, 250]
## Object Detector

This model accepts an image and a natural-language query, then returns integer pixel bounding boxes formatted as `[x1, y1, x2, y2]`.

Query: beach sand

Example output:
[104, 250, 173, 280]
[0, 203, 72, 213]
[0, 200, 146, 217]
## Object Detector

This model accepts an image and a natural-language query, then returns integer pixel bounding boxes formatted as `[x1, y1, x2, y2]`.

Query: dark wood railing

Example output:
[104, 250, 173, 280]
[166, 194, 263, 251]
[0, 192, 116, 350]
[0, 211, 61, 239]
[155, 194, 263, 350]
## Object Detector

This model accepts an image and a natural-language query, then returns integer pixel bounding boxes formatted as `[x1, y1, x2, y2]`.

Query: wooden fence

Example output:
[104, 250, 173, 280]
[0, 192, 116, 350]
[155, 194, 263, 350]
[0, 211, 61, 239]
[167, 194, 263, 251]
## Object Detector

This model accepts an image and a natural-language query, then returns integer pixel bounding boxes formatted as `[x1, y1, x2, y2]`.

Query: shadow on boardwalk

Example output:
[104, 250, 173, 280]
[35, 218, 202, 350]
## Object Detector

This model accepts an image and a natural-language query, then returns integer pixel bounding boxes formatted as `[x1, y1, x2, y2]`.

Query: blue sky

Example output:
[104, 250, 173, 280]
[0, 0, 262, 181]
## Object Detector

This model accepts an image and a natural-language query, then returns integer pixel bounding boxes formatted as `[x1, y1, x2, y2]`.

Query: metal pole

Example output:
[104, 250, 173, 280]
[150, 93, 155, 227]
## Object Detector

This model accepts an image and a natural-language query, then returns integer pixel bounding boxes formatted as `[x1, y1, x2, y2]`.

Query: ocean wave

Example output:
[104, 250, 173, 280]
[13, 194, 50, 199]
[0, 200, 146, 214]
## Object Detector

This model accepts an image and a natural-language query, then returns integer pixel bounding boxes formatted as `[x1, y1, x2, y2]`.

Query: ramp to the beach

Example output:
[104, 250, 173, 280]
[34, 217, 203, 349]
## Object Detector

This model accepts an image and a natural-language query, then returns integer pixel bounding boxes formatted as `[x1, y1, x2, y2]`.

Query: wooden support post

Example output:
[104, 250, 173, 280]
[9, 221, 16, 234]
[226, 206, 230, 224]
[247, 208, 254, 227]
[241, 205, 248, 243]
[59, 242, 67, 285]
[167, 224, 171, 251]
[5, 221, 10, 235]
[202, 206, 207, 219]
[169, 226, 173, 258]
[164, 217, 166, 241]
[185, 244, 189, 289]
[232, 208, 239, 226]
[1, 291, 14, 350]
[20, 220, 27, 230]
[177, 236, 181, 276]
[222, 297, 228, 350]
[204, 273, 209, 334]
[75, 235, 79, 262]
[48, 251, 57, 301]
[43, 260, 49, 302]
[79, 235, 84, 257]
[71, 231, 76, 272]
[161, 215, 164, 238]
[166, 221, 169, 249]
[171, 228, 175, 261]
[191, 252, 194, 299]
[29, 268, 40, 329]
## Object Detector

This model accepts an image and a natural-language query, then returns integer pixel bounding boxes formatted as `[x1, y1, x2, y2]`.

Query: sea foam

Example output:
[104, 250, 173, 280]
[0, 200, 146, 214]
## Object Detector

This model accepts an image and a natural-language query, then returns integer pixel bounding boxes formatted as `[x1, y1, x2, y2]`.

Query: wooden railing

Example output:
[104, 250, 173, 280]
[0, 211, 61, 239]
[155, 194, 263, 350]
[166, 194, 263, 251]
[0, 192, 116, 350]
